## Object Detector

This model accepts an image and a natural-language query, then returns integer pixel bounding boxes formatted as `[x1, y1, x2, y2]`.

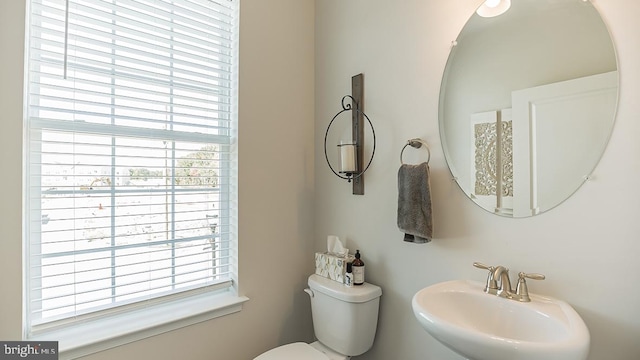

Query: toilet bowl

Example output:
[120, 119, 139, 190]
[254, 274, 382, 360]
[254, 341, 347, 360]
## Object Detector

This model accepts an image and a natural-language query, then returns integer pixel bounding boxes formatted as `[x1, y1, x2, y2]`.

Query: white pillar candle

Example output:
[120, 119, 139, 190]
[338, 141, 357, 173]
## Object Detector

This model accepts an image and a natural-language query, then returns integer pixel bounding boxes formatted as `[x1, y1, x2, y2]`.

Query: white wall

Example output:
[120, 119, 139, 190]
[0, 0, 26, 344]
[0, 0, 316, 359]
[315, 0, 640, 359]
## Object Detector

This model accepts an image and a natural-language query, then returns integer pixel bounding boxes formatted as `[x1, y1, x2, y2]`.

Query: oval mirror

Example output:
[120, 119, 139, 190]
[439, 0, 618, 217]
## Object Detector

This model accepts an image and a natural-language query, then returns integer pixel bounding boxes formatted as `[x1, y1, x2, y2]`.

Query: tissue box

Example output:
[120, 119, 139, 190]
[315, 252, 355, 283]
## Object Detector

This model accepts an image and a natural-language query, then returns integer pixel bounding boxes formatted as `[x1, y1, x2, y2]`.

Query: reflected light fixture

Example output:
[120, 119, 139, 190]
[476, 0, 511, 18]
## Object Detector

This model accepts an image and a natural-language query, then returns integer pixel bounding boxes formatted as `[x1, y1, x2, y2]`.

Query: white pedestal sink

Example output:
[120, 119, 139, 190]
[411, 280, 590, 360]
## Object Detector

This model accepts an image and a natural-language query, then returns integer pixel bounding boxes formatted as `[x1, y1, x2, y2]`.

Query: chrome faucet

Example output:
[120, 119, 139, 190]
[492, 266, 514, 298]
[473, 262, 545, 302]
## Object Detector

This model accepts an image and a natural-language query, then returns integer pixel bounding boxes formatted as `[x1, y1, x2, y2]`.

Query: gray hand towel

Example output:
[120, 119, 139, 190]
[397, 162, 433, 243]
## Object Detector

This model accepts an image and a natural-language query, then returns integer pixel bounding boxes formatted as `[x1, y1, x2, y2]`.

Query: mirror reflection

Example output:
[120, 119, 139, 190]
[439, 0, 618, 217]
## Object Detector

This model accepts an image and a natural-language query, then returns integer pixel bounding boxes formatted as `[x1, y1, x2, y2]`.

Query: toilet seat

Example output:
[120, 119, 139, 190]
[254, 342, 329, 360]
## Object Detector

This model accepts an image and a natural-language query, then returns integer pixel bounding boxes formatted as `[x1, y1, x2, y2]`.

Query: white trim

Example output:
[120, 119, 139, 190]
[28, 291, 249, 360]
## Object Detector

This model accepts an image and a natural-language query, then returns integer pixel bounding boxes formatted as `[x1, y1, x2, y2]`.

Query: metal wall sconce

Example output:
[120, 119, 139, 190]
[324, 74, 376, 195]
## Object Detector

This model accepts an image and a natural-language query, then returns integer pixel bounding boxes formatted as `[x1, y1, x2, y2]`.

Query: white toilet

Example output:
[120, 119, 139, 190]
[254, 274, 382, 360]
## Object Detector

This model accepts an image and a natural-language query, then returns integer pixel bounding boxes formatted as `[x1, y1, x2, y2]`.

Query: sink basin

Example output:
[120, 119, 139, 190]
[411, 280, 589, 360]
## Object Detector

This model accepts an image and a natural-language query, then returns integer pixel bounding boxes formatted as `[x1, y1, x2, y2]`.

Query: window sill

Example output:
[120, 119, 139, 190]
[28, 290, 249, 360]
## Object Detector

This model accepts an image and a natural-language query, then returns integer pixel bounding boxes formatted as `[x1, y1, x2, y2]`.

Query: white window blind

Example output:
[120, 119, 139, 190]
[25, 0, 238, 334]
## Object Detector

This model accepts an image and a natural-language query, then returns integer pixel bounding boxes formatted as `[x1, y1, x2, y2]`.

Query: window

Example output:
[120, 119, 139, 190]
[24, 0, 239, 344]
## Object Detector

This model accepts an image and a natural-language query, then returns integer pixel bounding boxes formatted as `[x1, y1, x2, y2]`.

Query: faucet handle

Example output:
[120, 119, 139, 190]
[472, 262, 494, 271]
[519, 272, 545, 281]
[515, 272, 545, 302]
[473, 262, 498, 293]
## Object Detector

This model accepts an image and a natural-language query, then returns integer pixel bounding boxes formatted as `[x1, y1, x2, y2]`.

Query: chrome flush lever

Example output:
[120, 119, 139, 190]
[304, 288, 314, 298]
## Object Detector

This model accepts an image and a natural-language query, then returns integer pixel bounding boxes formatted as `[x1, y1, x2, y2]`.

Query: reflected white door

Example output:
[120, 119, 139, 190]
[511, 71, 618, 217]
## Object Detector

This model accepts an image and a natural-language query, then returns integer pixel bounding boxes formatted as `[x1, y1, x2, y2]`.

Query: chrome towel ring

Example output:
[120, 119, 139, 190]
[400, 138, 430, 165]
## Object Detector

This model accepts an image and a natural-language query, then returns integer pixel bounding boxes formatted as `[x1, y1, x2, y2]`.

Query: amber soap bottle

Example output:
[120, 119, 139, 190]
[352, 250, 365, 285]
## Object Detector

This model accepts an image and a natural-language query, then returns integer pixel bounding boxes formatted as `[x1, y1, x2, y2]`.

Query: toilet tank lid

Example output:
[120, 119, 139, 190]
[308, 274, 382, 303]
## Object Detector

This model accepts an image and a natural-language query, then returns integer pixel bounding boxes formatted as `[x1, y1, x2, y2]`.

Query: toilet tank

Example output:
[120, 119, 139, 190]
[307, 274, 382, 356]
